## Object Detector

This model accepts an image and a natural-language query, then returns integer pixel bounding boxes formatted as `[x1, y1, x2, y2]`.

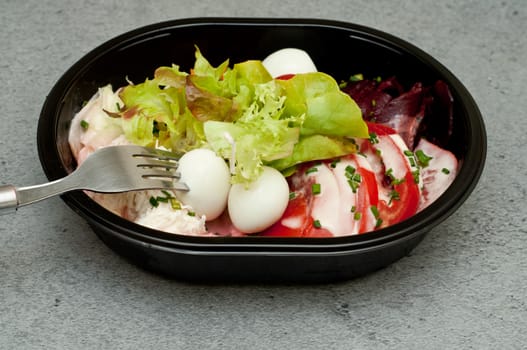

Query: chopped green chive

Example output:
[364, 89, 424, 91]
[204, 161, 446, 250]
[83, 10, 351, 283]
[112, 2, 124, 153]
[345, 165, 361, 193]
[80, 120, 89, 130]
[187, 211, 196, 217]
[312, 183, 321, 195]
[374, 76, 382, 83]
[442, 168, 451, 174]
[313, 219, 322, 229]
[370, 205, 380, 217]
[161, 190, 174, 198]
[330, 158, 341, 168]
[170, 199, 182, 210]
[412, 170, 420, 184]
[350, 205, 356, 213]
[369, 132, 379, 144]
[305, 166, 318, 175]
[150, 191, 180, 209]
[116, 102, 122, 111]
[354, 212, 362, 221]
[393, 178, 405, 185]
[415, 150, 433, 167]
[349, 73, 364, 82]
[289, 192, 296, 200]
[156, 196, 169, 203]
[371, 205, 383, 228]
[149, 196, 159, 208]
[402, 150, 419, 169]
[386, 168, 405, 186]
[388, 189, 400, 205]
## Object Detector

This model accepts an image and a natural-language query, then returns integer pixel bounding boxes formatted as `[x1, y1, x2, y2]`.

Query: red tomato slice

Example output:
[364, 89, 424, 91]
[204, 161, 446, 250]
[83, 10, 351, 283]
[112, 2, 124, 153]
[307, 227, 334, 237]
[372, 135, 420, 227]
[275, 73, 296, 80]
[352, 154, 380, 234]
[377, 171, 420, 226]
[261, 191, 311, 237]
[367, 121, 397, 136]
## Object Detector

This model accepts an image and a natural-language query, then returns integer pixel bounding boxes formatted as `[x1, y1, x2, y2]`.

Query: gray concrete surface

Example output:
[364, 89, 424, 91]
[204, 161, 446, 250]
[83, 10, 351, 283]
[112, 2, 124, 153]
[0, 0, 525, 349]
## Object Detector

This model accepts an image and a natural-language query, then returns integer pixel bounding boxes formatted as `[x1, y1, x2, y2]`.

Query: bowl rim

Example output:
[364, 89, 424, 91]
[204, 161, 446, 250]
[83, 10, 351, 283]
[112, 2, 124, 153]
[37, 17, 487, 253]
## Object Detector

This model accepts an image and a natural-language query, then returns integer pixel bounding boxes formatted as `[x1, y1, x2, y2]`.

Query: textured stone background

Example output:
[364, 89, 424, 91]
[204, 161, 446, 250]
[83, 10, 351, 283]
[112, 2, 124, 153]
[0, 1, 525, 348]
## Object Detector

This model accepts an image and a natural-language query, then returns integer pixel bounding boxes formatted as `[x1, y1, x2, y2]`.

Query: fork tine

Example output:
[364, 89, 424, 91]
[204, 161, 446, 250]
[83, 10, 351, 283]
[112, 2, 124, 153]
[140, 169, 181, 180]
[140, 174, 189, 191]
[132, 147, 181, 161]
[132, 149, 180, 170]
[134, 153, 180, 162]
[129, 146, 190, 191]
[136, 162, 179, 170]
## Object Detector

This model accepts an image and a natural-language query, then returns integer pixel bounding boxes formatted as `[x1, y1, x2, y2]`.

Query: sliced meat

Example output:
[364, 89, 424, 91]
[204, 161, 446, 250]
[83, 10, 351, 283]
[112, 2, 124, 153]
[342, 77, 454, 150]
[415, 138, 458, 211]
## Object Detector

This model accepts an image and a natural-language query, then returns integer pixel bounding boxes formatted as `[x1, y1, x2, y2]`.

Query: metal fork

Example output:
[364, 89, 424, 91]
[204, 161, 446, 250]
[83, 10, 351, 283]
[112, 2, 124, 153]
[0, 145, 189, 213]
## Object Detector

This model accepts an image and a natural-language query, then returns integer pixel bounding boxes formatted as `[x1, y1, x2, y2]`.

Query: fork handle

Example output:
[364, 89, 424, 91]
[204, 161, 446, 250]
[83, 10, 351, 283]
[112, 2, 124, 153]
[0, 177, 79, 214]
[0, 185, 18, 214]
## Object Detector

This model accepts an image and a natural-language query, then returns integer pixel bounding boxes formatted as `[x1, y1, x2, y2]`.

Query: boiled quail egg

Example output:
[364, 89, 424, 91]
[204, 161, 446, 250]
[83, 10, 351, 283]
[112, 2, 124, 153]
[228, 166, 289, 233]
[176, 148, 231, 221]
[262, 48, 317, 78]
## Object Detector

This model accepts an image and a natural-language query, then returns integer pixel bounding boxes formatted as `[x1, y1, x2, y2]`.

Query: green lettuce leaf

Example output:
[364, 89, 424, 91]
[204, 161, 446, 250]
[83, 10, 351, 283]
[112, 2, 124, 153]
[269, 134, 358, 171]
[276, 72, 368, 138]
[193, 46, 230, 81]
[154, 64, 187, 88]
[118, 78, 206, 152]
[186, 77, 236, 122]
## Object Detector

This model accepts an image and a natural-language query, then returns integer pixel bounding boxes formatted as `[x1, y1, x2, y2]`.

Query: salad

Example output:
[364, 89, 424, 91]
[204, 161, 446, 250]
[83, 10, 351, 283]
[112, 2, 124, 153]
[68, 47, 458, 237]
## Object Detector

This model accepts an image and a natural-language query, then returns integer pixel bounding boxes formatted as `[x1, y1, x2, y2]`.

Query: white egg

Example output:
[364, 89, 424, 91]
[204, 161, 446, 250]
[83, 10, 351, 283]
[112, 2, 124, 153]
[228, 166, 289, 233]
[262, 48, 318, 78]
[175, 148, 231, 221]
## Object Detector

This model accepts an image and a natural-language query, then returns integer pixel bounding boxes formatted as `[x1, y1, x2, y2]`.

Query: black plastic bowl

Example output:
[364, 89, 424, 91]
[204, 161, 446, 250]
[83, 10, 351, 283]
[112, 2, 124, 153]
[37, 18, 486, 282]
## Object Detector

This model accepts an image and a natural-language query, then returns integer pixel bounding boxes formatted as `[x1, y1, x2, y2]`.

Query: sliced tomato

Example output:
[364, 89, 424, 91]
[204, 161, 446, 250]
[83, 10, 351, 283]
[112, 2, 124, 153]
[275, 73, 296, 80]
[367, 121, 396, 136]
[371, 134, 420, 227]
[352, 154, 380, 233]
[261, 191, 311, 237]
[307, 227, 334, 237]
[377, 171, 420, 226]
